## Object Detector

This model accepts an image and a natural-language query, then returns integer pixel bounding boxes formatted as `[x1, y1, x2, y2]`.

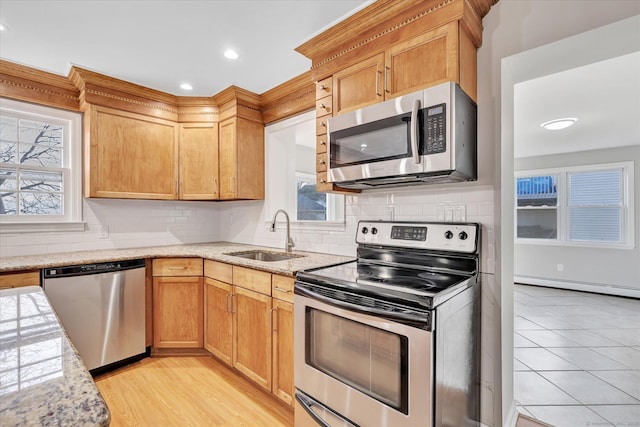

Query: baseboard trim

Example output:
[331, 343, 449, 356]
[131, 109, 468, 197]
[514, 276, 640, 298]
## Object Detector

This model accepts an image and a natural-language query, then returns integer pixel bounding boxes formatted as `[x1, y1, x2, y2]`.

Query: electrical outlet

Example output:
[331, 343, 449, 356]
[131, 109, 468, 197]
[384, 206, 395, 221]
[557, 263, 564, 272]
[98, 225, 109, 239]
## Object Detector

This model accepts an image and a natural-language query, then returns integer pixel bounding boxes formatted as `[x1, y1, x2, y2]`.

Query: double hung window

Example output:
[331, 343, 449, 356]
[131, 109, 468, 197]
[516, 162, 633, 247]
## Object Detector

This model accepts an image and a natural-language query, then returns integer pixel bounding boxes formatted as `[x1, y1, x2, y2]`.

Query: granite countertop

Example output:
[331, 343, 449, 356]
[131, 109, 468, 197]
[0, 286, 110, 427]
[0, 242, 355, 275]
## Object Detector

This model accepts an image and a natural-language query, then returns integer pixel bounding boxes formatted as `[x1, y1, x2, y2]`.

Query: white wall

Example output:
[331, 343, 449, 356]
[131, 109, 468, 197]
[0, 198, 221, 257]
[485, 1, 640, 426]
[514, 146, 640, 294]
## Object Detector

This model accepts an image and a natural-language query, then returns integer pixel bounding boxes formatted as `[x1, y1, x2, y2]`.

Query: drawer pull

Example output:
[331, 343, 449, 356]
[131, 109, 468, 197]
[320, 140, 326, 146]
[274, 286, 291, 293]
[320, 121, 326, 128]
[168, 266, 187, 270]
[319, 159, 326, 165]
[320, 178, 327, 184]
[319, 84, 327, 91]
[320, 103, 330, 113]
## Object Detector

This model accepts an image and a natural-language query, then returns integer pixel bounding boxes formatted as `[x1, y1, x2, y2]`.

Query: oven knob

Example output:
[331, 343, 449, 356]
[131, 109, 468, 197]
[459, 231, 468, 240]
[361, 227, 369, 234]
[371, 227, 378, 235]
[444, 230, 454, 239]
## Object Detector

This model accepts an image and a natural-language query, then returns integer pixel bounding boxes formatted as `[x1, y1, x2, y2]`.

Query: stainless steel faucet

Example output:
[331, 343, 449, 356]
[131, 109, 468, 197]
[270, 209, 295, 252]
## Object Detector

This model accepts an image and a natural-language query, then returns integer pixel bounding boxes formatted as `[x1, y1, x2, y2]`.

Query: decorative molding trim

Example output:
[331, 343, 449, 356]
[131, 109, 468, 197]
[0, 78, 78, 101]
[310, 0, 456, 69]
[85, 88, 178, 114]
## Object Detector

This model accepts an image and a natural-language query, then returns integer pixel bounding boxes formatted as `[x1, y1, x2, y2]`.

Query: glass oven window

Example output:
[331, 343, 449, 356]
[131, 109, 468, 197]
[305, 307, 409, 414]
[330, 114, 413, 167]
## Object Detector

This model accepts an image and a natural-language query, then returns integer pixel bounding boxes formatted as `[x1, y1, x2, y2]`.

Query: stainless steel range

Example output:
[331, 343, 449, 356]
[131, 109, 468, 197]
[294, 221, 480, 427]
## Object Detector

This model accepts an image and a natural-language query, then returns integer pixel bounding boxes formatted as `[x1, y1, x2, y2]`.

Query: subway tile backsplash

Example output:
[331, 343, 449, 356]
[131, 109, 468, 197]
[0, 185, 495, 274]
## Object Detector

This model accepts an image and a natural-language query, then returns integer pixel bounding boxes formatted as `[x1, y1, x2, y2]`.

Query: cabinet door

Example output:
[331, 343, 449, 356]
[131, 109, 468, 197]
[235, 117, 265, 200]
[232, 286, 272, 391]
[87, 105, 178, 199]
[204, 278, 233, 365]
[179, 123, 219, 200]
[332, 52, 384, 115]
[385, 22, 459, 98]
[272, 299, 294, 406]
[219, 117, 237, 200]
[153, 276, 203, 348]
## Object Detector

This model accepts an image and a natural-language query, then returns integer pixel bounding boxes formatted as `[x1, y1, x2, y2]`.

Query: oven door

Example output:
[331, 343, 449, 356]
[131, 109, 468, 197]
[294, 291, 433, 427]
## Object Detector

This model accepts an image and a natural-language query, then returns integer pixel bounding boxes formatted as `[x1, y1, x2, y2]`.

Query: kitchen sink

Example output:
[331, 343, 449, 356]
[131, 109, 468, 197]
[224, 250, 305, 262]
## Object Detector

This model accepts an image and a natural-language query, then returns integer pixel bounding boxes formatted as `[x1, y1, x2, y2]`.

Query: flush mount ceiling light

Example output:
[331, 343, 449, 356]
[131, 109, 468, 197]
[540, 118, 578, 130]
[224, 49, 239, 60]
[180, 83, 193, 91]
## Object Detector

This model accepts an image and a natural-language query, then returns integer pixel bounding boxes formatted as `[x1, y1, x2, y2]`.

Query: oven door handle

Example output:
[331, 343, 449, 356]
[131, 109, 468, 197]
[295, 283, 429, 327]
[295, 391, 359, 427]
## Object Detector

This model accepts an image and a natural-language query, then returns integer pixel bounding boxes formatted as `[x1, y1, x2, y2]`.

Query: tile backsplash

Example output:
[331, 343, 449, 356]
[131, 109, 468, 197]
[1, 185, 494, 275]
[0, 198, 221, 257]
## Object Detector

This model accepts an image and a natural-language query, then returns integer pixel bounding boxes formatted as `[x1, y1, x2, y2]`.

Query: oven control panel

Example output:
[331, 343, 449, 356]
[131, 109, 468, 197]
[356, 221, 479, 253]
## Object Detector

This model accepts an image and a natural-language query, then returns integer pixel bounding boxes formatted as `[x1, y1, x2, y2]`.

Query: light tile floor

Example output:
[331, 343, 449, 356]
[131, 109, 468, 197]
[514, 284, 640, 427]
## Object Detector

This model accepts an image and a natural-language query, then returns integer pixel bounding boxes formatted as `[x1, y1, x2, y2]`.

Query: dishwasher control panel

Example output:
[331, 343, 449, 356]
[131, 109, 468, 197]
[43, 258, 146, 278]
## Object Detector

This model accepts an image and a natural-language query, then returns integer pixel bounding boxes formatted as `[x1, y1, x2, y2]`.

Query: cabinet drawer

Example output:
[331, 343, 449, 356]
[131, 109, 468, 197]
[316, 96, 333, 118]
[0, 270, 40, 289]
[316, 116, 328, 136]
[152, 258, 203, 276]
[233, 266, 271, 295]
[272, 275, 294, 303]
[316, 153, 328, 172]
[316, 77, 333, 99]
[316, 135, 328, 154]
[204, 260, 233, 283]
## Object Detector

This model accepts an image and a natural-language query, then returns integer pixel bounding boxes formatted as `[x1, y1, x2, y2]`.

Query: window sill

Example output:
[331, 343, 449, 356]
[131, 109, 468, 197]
[515, 238, 634, 250]
[0, 221, 86, 234]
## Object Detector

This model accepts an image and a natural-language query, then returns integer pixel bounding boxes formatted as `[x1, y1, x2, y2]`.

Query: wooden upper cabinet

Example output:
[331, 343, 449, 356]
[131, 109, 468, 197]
[218, 116, 264, 200]
[332, 52, 384, 116]
[385, 22, 462, 99]
[85, 105, 178, 199]
[179, 123, 219, 200]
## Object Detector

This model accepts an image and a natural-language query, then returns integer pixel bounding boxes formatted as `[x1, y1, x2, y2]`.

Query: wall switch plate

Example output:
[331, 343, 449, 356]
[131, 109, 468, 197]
[436, 204, 466, 222]
[98, 225, 109, 239]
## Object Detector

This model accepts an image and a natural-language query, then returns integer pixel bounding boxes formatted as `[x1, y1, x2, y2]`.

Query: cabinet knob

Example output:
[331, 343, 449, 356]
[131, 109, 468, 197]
[319, 84, 327, 91]
[319, 159, 326, 165]
[320, 179, 327, 184]
[320, 140, 326, 146]
[320, 103, 330, 112]
[320, 121, 326, 127]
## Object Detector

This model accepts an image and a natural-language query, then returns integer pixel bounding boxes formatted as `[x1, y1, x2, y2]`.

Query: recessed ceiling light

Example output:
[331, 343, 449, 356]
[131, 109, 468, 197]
[540, 118, 578, 130]
[224, 49, 239, 60]
[0, 24, 8, 32]
[180, 83, 193, 91]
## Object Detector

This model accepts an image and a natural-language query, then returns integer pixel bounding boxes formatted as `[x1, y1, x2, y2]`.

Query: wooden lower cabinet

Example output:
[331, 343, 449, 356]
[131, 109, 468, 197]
[204, 278, 233, 365]
[153, 276, 204, 348]
[0, 270, 40, 290]
[233, 286, 272, 391]
[203, 260, 294, 406]
[152, 258, 204, 349]
[272, 298, 294, 405]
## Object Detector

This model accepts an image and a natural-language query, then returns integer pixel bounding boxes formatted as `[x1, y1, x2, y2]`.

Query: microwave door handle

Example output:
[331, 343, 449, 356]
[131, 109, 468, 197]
[411, 99, 421, 164]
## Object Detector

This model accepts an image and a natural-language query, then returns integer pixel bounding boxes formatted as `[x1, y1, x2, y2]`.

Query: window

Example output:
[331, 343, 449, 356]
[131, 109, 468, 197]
[0, 99, 83, 232]
[265, 111, 345, 229]
[515, 162, 634, 247]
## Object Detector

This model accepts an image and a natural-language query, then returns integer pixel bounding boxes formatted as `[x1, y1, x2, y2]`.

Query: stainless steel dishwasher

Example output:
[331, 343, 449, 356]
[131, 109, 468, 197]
[43, 259, 147, 373]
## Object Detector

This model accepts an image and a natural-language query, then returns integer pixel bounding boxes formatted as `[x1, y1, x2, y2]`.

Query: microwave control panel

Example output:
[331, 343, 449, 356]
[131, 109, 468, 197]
[424, 103, 447, 154]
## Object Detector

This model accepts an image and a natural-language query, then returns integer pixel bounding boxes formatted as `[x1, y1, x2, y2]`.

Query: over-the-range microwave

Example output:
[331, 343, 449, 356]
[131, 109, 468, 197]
[327, 81, 477, 189]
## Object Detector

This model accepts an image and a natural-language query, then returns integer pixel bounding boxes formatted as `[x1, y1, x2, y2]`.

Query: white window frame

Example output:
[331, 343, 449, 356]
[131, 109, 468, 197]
[0, 98, 84, 233]
[515, 161, 634, 249]
[264, 111, 345, 232]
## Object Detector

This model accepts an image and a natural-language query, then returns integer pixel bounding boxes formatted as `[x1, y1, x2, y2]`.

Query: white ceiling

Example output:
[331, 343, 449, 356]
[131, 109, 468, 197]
[0, 0, 370, 96]
[514, 51, 640, 158]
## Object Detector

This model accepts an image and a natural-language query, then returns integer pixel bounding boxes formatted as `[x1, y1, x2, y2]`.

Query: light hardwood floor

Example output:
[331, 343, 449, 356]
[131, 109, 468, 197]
[95, 356, 294, 427]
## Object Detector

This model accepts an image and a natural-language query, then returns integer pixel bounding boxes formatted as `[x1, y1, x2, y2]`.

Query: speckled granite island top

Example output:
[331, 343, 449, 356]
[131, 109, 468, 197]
[0, 286, 110, 427]
[0, 242, 355, 275]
